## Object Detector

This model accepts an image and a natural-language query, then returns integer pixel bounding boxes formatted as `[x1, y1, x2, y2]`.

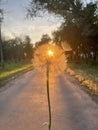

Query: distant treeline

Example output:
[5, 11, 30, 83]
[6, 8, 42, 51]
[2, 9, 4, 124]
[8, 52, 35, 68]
[1, 35, 34, 62]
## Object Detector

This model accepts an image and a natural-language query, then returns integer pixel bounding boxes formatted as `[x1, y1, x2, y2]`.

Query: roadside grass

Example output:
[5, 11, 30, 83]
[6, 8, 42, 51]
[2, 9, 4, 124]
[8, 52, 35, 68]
[0, 61, 33, 87]
[66, 63, 98, 97]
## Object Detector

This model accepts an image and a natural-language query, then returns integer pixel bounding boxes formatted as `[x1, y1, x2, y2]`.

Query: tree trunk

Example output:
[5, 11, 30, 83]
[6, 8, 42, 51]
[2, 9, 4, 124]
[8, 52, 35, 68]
[0, 23, 4, 68]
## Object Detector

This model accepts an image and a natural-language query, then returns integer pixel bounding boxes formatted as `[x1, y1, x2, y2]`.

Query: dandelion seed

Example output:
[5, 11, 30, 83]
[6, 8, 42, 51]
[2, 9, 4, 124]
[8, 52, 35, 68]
[42, 122, 49, 126]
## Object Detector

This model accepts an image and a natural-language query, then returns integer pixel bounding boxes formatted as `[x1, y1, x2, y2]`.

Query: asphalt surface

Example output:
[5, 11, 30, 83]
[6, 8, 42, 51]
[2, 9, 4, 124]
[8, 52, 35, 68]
[0, 70, 98, 130]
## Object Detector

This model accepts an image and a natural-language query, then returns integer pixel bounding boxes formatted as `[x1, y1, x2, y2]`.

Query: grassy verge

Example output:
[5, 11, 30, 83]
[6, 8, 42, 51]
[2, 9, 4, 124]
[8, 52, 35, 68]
[0, 61, 33, 87]
[66, 63, 98, 98]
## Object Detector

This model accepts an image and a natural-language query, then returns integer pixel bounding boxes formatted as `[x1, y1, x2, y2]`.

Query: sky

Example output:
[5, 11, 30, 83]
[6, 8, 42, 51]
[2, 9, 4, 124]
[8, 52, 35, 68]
[1, 0, 91, 43]
[1, 0, 63, 43]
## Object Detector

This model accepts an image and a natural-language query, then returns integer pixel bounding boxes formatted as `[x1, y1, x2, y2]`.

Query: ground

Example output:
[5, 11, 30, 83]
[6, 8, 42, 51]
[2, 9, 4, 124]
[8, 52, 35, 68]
[0, 70, 98, 130]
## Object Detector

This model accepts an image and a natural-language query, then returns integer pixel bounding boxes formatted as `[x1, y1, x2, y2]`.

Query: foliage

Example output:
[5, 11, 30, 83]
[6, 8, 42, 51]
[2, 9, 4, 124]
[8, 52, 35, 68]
[1, 35, 34, 62]
[28, 0, 83, 19]
[28, 0, 98, 63]
[52, 2, 98, 63]
[67, 63, 98, 96]
[35, 34, 51, 47]
[24, 35, 34, 59]
[0, 61, 33, 86]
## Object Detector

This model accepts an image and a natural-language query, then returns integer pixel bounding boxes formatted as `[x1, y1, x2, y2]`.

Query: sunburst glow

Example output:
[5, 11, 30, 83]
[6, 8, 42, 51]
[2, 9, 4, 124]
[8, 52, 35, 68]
[47, 50, 54, 57]
[33, 44, 67, 74]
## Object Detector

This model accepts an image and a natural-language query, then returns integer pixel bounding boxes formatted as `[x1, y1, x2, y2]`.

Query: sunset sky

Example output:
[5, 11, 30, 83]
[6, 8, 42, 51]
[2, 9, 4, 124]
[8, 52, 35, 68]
[1, 0, 91, 43]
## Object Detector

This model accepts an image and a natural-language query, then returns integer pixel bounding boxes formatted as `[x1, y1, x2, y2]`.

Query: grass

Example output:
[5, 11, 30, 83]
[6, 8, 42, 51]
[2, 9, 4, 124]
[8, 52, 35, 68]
[0, 61, 33, 87]
[66, 63, 98, 97]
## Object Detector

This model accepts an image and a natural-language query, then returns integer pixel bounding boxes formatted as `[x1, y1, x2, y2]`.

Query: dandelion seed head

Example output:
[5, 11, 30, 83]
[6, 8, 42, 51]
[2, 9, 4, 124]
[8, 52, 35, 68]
[33, 44, 67, 75]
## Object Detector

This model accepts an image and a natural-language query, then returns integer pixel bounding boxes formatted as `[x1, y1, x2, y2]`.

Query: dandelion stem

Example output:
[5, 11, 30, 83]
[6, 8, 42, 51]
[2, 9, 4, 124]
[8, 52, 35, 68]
[46, 62, 51, 130]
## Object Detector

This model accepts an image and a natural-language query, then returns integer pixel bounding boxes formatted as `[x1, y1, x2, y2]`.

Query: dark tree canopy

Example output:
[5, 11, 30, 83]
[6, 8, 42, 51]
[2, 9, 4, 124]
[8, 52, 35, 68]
[28, 0, 98, 63]
[28, 0, 83, 18]
[35, 34, 51, 47]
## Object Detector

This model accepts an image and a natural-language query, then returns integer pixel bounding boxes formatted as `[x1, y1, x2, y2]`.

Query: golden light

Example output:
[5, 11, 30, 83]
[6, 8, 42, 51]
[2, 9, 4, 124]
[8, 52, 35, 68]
[47, 50, 54, 57]
[33, 44, 67, 73]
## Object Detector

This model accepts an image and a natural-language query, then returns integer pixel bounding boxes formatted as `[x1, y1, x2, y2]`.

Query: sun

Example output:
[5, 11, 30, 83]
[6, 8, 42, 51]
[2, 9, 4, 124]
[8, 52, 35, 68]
[47, 50, 54, 57]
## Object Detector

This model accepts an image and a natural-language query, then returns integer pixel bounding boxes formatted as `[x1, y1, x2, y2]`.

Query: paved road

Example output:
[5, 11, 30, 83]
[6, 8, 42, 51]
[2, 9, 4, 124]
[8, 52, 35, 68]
[0, 70, 98, 130]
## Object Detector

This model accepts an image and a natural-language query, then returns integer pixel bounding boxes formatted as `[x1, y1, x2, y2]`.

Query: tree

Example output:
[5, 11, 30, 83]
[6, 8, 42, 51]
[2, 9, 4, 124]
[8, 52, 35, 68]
[35, 34, 51, 47]
[52, 2, 98, 62]
[28, 0, 83, 19]
[24, 35, 34, 59]
[2, 37, 25, 61]
[28, 0, 98, 63]
[0, 8, 4, 68]
[2, 35, 34, 62]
